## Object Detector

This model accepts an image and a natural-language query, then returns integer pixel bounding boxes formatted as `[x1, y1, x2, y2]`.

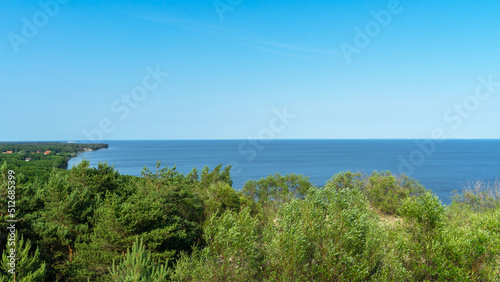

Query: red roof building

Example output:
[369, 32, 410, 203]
[44, 151, 51, 155]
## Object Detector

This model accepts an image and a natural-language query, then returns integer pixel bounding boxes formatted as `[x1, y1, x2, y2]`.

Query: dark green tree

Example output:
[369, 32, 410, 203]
[0, 234, 46, 282]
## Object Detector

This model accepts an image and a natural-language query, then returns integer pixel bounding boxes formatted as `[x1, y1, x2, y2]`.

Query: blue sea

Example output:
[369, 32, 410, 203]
[67, 140, 500, 204]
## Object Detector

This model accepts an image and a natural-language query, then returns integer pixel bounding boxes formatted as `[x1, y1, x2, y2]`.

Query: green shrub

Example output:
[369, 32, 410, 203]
[452, 181, 500, 212]
[326, 171, 426, 216]
[196, 182, 243, 221]
[109, 237, 168, 282]
[365, 172, 426, 215]
[242, 173, 314, 221]
[171, 208, 261, 281]
[395, 192, 500, 280]
[443, 201, 500, 280]
[263, 187, 383, 281]
[325, 171, 364, 190]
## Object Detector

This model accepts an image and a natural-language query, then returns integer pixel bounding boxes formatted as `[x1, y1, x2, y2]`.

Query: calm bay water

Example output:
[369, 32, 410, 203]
[67, 140, 500, 204]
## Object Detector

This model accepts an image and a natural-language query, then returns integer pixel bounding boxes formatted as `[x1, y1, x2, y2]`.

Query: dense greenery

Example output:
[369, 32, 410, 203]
[0, 143, 108, 155]
[0, 142, 107, 180]
[0, 143, 499, 281]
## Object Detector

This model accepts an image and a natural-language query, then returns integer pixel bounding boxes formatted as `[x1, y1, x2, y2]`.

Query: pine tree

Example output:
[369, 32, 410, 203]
[109, 237, 168, 282]
[0, 161, 7, 183]
[0, 233, 46, 281]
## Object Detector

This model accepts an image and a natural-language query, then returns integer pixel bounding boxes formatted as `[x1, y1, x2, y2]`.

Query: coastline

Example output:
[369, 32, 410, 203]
[65, 144, 109, 169]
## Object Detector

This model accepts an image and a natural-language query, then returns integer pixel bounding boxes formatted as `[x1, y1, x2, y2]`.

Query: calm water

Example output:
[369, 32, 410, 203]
[67, 140, 500, 204]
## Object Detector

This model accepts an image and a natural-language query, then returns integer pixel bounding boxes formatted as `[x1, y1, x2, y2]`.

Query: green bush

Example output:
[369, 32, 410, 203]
[326, 171, 426, 215]
[443, 196, 500, 280]
[452, 181, 500, 212]
[263, 187, 383, 281]
[242, 173, 313, 221]
[3, 143, 500, 281]
[393, 192, 500, 280]
[365, 172, 426, 215]
[325, 171, 364, 190]
[171, 208, 261, 281]
[109, 237, 168, 282]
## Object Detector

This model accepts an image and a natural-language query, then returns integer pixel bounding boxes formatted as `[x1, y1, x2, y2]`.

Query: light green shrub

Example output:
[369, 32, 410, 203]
[171, 208, 261, 281]
[264, 187, 383, 281]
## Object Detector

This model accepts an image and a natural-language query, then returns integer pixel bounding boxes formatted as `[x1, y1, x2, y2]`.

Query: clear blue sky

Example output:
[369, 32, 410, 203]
[2, 0, 500, 141]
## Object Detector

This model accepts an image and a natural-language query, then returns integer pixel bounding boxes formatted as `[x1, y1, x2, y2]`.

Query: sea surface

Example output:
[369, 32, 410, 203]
[67, 140, 500, 204]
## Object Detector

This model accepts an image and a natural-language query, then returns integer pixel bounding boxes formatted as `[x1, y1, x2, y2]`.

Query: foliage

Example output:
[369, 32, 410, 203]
[109, 237, 168, 282]
[0, 142, 107, 155]
[364, 171, 426, 215]
[242, 173, 314, 220]
[1, 142, 499, 280]
[452, 180, 500, 212]
[0, 234, 46, 282]
[196, 182, 243, 220]
[69, 163, 203, 280]
[263, 187, 383, 281]
[171, 208, 261, 281]
[396, 192, 500, 280]
[325, 170, 364, 190]
[326, 171, 426, 215]
[0, 142, 107, 180]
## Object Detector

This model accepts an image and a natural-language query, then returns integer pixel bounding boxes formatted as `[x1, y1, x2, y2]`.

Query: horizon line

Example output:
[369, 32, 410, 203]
[2, 138, 500, 143]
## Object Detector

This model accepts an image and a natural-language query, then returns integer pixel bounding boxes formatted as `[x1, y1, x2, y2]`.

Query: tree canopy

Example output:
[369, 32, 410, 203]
[0, 143, 499, 281]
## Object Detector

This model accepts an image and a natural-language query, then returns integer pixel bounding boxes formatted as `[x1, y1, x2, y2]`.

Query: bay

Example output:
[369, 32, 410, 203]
[67, 140, 500, 204]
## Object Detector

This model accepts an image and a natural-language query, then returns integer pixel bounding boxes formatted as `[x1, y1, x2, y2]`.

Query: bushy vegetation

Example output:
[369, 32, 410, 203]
[0, 143, 499, 281]
[0, 142, 107, 180]
[325, 171, 426, 215]
[0, 143, 107, 155]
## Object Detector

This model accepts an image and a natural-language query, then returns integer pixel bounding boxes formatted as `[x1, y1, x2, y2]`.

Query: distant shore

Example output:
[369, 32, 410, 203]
[69, 143, 108, 156]
[67, 144, 108, 167]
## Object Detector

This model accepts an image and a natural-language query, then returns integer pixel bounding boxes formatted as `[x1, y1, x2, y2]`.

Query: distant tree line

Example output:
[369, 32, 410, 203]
[0, 143, 107, 180]
[0, 142, 107, 155]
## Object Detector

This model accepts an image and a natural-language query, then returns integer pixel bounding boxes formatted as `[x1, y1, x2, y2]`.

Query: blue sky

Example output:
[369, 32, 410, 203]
[2, 0, 500, 141]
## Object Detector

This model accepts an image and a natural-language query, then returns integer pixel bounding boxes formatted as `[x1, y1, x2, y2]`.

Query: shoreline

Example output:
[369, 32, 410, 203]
[66, 145, 109, 169]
